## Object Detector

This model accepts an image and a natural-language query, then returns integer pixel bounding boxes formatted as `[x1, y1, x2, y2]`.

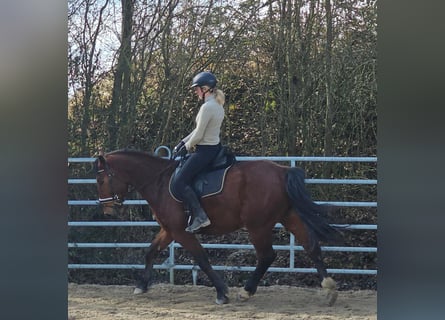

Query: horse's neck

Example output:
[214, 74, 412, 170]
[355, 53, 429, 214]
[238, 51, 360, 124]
[113, 153, 173, 196]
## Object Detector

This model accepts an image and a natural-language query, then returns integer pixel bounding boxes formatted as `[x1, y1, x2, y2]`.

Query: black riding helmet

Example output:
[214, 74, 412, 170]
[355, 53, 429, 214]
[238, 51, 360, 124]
[191, 71, 217, 89]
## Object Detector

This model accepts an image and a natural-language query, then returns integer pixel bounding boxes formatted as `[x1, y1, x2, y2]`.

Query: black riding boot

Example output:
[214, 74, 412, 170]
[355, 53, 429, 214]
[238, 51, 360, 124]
[182, 186, 211, 233]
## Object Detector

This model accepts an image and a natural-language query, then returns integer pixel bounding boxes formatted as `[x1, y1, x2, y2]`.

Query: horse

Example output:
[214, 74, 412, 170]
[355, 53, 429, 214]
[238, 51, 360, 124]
[94, 149, 343, 306]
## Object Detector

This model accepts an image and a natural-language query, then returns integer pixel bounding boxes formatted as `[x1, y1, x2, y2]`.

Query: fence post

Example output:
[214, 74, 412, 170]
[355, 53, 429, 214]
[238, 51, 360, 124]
[168, 241, 175, 284]
[289, 233, 296, 270]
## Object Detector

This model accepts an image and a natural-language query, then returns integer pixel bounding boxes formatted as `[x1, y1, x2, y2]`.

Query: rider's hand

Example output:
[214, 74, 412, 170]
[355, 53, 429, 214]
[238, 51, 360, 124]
[176, 145, 187, 158]
[172, 141, 186, 159]
[174, 141, 185, 152]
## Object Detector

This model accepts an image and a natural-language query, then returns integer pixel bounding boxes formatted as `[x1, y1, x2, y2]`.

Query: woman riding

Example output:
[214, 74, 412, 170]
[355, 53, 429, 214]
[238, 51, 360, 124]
[172, 71, 226, 233]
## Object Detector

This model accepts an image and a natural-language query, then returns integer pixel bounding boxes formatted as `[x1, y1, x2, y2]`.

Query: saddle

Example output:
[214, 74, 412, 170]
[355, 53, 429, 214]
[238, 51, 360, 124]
[169, 146, 236, 202]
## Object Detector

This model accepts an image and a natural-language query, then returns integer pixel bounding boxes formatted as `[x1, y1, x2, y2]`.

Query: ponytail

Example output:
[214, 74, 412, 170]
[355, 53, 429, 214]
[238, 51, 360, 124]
[201, 85, 225, 105]
[214, 89, 225, 106]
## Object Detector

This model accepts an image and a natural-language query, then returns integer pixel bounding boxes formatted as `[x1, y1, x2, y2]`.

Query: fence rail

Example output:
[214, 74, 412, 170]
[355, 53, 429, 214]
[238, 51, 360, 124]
[68, 151, 377, 283]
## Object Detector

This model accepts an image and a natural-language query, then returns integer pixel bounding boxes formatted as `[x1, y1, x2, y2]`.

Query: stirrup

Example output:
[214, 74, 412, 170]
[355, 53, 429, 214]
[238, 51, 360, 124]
[185, 217, 211, 233]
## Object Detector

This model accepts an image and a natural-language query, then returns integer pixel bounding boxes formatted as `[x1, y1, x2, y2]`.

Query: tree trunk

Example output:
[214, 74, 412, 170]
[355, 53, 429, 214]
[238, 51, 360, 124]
[107, 0, 134, 150]
[323, 0, 334, 175]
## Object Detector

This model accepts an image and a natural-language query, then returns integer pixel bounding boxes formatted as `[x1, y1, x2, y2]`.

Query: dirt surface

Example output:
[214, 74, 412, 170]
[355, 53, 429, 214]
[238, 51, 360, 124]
[68, 283, 376, 320]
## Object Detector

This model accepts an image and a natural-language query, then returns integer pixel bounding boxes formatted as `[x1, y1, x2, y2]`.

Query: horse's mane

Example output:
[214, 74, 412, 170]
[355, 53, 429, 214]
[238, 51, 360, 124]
[106, 148, 176, 173]
[107, 148, 158, 159]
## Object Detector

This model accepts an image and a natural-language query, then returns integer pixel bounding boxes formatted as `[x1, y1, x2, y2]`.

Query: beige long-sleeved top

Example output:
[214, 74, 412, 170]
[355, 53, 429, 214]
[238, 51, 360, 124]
[182, 95, 225, 151]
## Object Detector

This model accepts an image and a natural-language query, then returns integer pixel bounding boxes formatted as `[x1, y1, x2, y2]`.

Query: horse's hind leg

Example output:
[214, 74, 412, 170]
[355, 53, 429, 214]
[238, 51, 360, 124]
[282, 213, 338, 306]
[239, 227, 276, 300]
[173, 231, 229, 305]
[134, 228, 172, 294]
[305, 242, 338, 306]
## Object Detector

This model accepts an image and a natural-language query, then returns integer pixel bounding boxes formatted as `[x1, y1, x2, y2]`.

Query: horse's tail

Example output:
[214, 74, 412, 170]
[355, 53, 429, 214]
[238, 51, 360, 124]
[285, 167, 343, 245]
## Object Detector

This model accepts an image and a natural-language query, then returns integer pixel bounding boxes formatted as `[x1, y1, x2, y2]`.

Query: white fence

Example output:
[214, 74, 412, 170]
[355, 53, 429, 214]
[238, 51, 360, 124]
[68, 150, 377, 284]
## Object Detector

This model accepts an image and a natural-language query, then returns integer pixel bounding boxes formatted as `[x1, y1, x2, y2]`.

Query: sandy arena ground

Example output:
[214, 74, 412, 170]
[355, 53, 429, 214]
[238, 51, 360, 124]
[68, 283, 376, 320]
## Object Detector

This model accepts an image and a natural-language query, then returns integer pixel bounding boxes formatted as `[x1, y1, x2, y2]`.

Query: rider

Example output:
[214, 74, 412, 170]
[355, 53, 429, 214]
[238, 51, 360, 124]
[172, 71, 225, 233]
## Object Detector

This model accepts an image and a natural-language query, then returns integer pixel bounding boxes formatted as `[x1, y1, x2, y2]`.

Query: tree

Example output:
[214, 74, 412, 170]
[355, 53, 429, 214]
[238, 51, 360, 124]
[67, 0, 377, 158]
[68, 0, 111, 155]
[107, 0, 135, 150]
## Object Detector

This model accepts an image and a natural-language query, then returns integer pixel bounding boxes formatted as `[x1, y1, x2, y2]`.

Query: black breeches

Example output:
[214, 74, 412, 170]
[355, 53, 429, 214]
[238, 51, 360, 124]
[172, 143, 221, 201]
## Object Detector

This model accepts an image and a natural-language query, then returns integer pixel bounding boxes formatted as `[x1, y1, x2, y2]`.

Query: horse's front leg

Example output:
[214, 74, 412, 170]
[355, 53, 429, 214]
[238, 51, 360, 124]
[174, 231, 229, 304]
[134, 228, 172, 294]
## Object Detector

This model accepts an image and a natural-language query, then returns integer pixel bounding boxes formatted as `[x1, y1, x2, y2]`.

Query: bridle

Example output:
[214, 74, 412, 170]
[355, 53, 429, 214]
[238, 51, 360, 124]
[96, 167, 125, 207]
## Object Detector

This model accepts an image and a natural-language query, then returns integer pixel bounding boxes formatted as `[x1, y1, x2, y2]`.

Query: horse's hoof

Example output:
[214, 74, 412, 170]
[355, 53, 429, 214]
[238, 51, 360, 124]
[215, 295, 229, 305]
[321, 277, 336, 290]
[133, 287, 146, 295]
[237, 289, 252, 302]
[321, 277, 337, 306]
[326, 289, 338, 306]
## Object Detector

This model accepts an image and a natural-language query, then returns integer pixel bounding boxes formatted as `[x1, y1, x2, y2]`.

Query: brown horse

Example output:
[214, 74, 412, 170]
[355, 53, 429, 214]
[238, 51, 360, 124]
[94, 149, 342, 305]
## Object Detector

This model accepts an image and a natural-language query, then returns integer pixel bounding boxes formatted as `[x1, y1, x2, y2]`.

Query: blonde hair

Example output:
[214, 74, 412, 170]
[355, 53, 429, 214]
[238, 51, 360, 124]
[214, 89, 225, 105]
[201, 86, 225, 106]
